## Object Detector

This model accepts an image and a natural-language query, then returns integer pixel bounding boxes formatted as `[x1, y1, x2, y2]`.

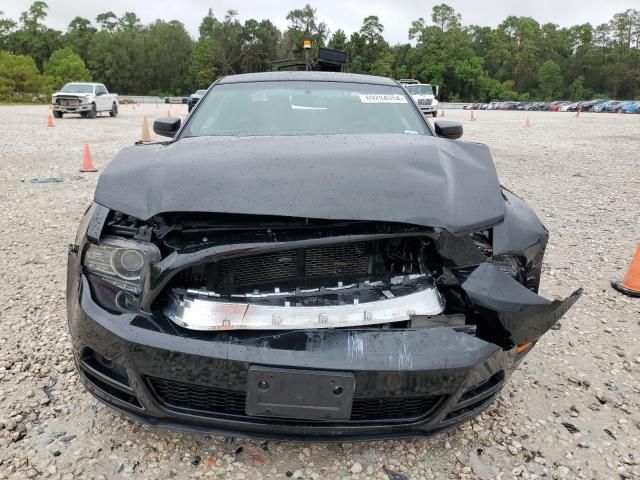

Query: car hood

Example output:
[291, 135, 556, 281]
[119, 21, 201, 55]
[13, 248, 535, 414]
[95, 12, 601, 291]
[94, 134, 506, 233]
[54, 92, 91, 97]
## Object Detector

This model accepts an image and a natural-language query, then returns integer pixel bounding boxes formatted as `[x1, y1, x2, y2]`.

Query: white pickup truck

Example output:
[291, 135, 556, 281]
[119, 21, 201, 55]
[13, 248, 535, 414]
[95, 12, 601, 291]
[399, 79, 440, 117]
[52, 82, 119, 119]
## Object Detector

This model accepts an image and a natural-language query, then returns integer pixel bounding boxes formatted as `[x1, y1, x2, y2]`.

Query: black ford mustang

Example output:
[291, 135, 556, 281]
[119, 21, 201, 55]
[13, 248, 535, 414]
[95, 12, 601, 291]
[67, 72, 581, 440]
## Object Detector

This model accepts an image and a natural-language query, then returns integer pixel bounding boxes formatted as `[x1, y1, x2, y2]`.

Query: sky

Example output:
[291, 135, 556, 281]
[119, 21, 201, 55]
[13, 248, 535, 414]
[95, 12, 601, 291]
[3, 0, 638, 43]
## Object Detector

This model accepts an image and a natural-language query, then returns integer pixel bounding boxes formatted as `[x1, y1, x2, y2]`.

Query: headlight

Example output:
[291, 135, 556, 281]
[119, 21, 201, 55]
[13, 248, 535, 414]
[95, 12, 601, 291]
[432, 99, 438, 105]
[83, 237, 160, 296]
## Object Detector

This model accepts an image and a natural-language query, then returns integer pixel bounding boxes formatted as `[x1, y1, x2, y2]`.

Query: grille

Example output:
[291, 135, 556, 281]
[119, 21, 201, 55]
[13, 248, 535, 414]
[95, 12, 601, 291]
[418, 99, 433, 106]
[210, 242, 370, 289]
[147, 376, 443, 422]
[56, 96, 80, 106]
[443, 370, 505, 422]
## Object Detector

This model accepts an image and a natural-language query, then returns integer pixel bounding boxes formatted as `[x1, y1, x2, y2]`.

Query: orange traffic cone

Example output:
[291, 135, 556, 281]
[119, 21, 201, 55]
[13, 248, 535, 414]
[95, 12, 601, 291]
[47, 114, 55, 128]
[79, 144, 97, 172]
[525, 116, 531, 128]
[140, 116, 152, 142]
[611, 245, 640, 297]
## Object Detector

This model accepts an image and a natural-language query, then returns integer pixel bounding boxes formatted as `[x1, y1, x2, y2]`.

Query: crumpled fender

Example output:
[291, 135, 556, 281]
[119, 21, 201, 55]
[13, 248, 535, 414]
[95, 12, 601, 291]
[461, 263, 582, 346]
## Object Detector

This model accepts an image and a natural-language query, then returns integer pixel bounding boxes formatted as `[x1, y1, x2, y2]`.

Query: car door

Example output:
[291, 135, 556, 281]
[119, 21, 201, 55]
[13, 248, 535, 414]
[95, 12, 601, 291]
[96, 85, 108, 110]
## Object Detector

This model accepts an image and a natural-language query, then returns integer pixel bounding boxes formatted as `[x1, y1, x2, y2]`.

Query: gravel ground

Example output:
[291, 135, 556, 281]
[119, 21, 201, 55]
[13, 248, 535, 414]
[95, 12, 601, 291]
[0, 104, 639, 480]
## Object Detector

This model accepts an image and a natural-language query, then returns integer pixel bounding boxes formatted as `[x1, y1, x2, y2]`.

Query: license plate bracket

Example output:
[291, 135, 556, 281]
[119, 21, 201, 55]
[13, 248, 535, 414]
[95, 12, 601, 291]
[245, 366, 355, 421]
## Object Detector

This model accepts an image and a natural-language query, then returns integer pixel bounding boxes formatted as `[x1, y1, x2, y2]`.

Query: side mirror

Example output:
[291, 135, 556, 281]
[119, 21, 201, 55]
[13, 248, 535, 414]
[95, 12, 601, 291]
[153, 117, 181, 138]
[95, 91, 103, 96]
[434, 85, 439, 97]
[434, 120, 463, 140]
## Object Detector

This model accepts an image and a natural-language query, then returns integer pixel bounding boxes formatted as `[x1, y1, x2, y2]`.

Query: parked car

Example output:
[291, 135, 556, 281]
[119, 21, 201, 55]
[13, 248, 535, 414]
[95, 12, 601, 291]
[187, 89, 208, 112]
[621, 101, 640, 114]
[52, 82, 119, 119]
[565, 102, 583, 112]
[605, 101, 626, 113]
[165, 96, 187, 104]
[578, 99, 605, 112]
[592, 101, 611, 112]
[547, 101, 571, 112]
[67, 71, 580, 439]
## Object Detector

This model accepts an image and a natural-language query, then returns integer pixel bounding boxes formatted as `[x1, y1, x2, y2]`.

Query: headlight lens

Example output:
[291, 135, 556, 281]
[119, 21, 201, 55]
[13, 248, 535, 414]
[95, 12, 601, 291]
[83, 237, 160, 295]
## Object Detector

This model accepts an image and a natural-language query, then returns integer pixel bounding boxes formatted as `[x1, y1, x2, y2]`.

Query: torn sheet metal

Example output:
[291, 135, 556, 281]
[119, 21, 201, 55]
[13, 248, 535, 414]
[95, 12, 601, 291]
[94, 133, 505, 233]
[462, 263, 582, 345]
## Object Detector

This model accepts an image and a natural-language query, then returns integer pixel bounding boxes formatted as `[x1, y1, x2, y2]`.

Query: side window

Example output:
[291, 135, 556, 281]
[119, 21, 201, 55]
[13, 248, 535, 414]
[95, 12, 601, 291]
[97, 85, 107, 95]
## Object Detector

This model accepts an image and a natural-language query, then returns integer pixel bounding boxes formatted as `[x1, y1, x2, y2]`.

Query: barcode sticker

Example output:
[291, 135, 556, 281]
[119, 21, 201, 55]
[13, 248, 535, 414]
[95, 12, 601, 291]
[359, 94, 407, 104]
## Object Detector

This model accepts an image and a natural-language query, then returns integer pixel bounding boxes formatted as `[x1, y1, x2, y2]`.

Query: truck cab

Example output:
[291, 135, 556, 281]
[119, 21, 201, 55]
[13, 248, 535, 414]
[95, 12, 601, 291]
[400, 80, 440, 117]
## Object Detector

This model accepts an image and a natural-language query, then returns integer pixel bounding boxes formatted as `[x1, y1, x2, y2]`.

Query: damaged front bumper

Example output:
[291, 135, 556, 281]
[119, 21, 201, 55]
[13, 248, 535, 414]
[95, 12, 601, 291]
[71, 274, 514, 439]
[68, 253, 580, 439]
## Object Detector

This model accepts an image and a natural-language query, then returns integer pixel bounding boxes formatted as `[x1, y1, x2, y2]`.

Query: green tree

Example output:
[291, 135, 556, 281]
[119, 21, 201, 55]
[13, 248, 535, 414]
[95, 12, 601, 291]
[7, 1, 62, 69]
[537, 60, 563, 99]
[95, 11, 118, 32]
[328, 29, 347, 51]
[0, 51, 43, 95]
[64, 17, 96, 60]
[0, 11, 17, 50]
[44, 47, 91, 88]
[431, 3, 461, 32]
[283, 4, 328, 59]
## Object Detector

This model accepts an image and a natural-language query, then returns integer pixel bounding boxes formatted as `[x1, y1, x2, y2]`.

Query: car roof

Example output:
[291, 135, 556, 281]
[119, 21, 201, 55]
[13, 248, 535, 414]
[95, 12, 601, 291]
[217, 71, 399, 86]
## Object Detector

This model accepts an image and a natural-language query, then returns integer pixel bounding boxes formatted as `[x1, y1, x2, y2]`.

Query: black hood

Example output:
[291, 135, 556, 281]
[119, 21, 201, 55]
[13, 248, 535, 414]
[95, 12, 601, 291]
[94, 134, 505, 233]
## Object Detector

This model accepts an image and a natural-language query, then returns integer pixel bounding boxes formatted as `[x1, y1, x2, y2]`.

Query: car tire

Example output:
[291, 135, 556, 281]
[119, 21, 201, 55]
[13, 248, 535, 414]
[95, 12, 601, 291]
[80, 112, 88, 118]
[52, 110, 62, 119]
[109, 102, 118, 117]
[432, 112, 437, 117]
[88, 103, 97, 119]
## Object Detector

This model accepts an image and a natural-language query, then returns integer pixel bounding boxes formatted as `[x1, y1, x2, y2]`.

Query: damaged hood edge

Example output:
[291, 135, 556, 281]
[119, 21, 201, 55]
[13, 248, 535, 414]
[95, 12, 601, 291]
[94, 134, 506, 233]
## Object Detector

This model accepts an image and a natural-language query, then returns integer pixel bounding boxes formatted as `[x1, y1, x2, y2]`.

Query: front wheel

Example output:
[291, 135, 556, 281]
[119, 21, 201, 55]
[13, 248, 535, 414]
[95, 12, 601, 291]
[109, 102, 118, 117]
[52, 110, 62, 119]
[432, 112, 438, 117]
[87, 103, 97, 119]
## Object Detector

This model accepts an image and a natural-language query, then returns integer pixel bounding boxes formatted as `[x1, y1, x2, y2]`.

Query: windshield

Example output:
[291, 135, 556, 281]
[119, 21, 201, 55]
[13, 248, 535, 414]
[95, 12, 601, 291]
[60, 83, 94, 94]
[406, 85, 433, 96]
[182, 81, 429, 137]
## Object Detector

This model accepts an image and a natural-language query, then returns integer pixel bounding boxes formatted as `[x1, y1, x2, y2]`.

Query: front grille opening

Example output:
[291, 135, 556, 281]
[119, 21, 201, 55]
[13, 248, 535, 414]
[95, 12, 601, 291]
[444, 395, 494, 422]
[79, 348, 142, 409]
[81, 368, 142, 408]
[164, 237, 437, 298]
[81, 348, 130, 387]
[442, 370, 505, 423]
[147, 376, 444, 424]
[459, 370, 505, 403]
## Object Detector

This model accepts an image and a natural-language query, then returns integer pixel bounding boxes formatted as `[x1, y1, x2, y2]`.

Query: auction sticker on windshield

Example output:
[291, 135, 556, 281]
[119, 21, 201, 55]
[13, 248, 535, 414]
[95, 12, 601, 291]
[359, 94, 407, 103]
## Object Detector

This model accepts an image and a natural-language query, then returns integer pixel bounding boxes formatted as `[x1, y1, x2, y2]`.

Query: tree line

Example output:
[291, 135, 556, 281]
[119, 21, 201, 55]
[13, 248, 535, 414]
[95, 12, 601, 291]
[1, 2, 639, 101]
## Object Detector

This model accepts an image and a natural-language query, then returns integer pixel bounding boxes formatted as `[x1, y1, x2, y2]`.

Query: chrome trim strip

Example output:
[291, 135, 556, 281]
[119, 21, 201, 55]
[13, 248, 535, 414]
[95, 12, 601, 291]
[164, 286, 444, 331]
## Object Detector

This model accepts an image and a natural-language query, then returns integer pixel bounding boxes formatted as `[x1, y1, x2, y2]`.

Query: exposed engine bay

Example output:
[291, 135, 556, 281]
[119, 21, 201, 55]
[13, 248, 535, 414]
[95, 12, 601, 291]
[85, 207, 581, 349]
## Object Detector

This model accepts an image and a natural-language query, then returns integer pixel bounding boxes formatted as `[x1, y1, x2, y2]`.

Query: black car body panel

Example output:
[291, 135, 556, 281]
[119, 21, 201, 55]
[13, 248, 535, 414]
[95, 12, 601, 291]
[95, 134, 506, 234]
[68, 72, 581, 439]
